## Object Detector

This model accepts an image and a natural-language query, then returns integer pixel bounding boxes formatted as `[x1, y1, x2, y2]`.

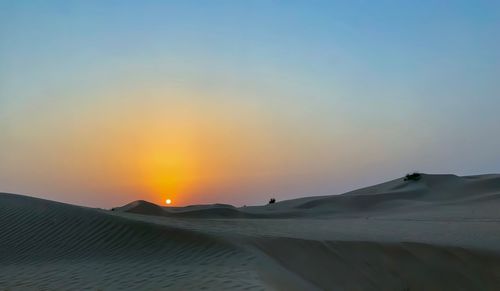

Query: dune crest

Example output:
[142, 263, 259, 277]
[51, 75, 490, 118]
[115, 173, 500, 219]
[2, 173, 500, 290]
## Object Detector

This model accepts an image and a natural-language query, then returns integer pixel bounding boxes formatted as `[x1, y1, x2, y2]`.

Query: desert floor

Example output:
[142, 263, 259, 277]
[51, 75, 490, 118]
[2, 173, 500, 290]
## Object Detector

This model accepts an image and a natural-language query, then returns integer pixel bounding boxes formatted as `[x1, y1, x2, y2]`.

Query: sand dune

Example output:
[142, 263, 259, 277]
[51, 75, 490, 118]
[2, 173, 500, 290]
[116, 200, 258, 218]
[256, 238, 500, 291]
[116, 173, 500, 219]
[0, 194, 261, 290]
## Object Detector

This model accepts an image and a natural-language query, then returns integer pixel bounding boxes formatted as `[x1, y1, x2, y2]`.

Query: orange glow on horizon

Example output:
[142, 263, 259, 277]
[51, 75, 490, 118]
[137, 132, 200, 206]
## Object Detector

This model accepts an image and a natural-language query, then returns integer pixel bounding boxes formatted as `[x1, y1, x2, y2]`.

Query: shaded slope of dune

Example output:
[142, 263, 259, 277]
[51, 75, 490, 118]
[241, 173, 500, 217]
[170, 207, 257, 218]
[0, 193, 263, 290]
[114, 174, 500, 219]
[113, 199, 166, 216]
[255, 238, 500, 291]
[115, 200, 258, 218]
[0, 194, 222, 263]
[115, 200, 297, 218]
[3, 173, 500, 290]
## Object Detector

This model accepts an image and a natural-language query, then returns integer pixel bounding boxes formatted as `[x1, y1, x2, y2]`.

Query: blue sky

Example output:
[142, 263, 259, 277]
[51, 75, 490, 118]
[1, 0, 499, 207]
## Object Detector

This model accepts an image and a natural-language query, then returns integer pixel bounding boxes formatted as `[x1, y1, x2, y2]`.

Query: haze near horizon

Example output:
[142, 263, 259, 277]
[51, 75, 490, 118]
[1, 0, 499, 207]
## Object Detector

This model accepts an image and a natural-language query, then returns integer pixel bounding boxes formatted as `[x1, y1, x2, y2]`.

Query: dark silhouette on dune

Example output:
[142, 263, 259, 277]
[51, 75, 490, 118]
[404, 172, 422, 181]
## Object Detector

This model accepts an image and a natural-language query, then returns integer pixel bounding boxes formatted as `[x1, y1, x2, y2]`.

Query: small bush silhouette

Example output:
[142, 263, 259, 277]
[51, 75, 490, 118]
[268, 198, 276, 204]
[404, 172, 421, 181]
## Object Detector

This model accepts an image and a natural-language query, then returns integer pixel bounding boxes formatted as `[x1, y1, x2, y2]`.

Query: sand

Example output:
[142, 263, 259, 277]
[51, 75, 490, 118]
[2, 173, 500, 290]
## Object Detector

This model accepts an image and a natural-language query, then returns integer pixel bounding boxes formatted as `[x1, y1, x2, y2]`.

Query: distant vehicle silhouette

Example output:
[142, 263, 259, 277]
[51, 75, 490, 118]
[268, 198, 276, 204]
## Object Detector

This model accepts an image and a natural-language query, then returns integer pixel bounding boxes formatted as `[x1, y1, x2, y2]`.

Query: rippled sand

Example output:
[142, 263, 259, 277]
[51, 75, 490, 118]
[2, 174, 500, 290]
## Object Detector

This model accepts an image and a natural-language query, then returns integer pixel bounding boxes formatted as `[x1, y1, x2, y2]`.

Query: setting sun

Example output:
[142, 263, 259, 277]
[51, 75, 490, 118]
[165, 198, 172, 205]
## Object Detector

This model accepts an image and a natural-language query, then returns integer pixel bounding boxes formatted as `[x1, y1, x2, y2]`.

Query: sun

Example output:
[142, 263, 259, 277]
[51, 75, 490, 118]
[165, 198, 172, 205]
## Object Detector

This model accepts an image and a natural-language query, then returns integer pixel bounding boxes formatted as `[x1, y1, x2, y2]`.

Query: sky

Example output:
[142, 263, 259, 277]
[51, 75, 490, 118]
[1, 0, 499, 208]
